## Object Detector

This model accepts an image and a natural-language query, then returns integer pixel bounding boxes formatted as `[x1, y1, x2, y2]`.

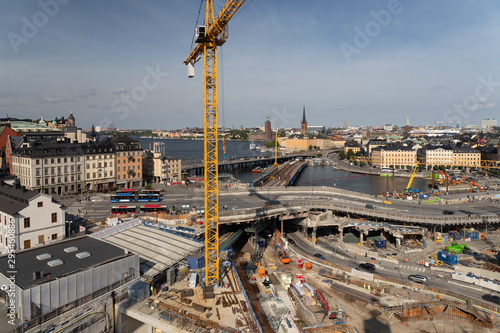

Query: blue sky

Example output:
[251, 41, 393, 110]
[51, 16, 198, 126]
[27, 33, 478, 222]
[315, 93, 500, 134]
[1, 0, 499, 130]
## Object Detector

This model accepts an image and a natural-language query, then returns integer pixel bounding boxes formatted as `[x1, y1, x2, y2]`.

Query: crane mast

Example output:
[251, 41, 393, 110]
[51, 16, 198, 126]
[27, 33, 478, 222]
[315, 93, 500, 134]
[185, 0, 245, 287]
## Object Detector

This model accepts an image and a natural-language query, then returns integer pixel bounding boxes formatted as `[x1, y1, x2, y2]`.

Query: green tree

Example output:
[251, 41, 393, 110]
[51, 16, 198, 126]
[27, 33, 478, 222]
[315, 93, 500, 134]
[346, 149, 355, 160]
[144, 183, 152, 190]
[339, 150, 346, 159]
[355, 151, 361, 156]
[360, 161, 366, 167]
[309, 145, 313, 151]
[265, 140, 279, 148]
[353, 160, 358, 166]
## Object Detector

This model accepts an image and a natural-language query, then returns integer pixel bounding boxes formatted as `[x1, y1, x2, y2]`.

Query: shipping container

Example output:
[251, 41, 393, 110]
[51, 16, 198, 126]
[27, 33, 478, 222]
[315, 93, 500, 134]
[438, 251, 457, 266]
[187, 254, 205, 270]
[471, 232, 479, 240]
[434, 234, 443, 243]
[465, 232, 472, 239]
[442, 235, 449, 242]
[452, 232, 461, 241]
[189, 272, 197, 288]
[374, 239, 387, 248]
[498, 251, 500, 261]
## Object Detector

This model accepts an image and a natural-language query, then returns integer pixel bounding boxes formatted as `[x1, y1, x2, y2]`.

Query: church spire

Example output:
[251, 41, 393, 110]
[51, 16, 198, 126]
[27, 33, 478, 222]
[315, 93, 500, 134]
[301, 105, 307, 124]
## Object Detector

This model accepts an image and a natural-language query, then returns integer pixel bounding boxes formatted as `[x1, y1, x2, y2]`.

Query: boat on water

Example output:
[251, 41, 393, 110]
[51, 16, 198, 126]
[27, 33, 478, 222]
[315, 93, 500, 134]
[249, 142, 257, 150]
[252, 166, 262, 173]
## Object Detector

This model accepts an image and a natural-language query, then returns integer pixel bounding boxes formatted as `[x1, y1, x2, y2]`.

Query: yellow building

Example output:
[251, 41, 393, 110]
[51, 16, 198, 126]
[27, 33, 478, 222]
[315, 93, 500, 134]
[453, 147, 480, 167]
[379, 145, 416, 169]
[284, 136, 333, 153]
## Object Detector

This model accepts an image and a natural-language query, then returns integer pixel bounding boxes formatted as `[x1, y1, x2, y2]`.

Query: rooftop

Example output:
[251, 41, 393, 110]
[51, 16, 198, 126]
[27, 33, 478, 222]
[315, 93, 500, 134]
[0, 236, 128, 289]
[0, 182, 40, 215]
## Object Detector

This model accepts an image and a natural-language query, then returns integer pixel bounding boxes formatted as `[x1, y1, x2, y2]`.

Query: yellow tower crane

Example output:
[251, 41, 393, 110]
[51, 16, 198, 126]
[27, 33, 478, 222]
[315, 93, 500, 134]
[184, 0, 245, 287]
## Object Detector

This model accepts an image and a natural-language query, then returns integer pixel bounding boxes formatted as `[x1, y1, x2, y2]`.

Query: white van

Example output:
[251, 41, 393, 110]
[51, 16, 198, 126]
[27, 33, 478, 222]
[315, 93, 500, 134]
[188, 272, 197, 288]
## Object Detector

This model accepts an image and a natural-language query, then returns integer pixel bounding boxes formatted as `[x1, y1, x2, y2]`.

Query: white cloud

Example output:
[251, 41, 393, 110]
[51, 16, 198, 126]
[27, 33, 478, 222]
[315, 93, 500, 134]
[469, 101, 496, 111]
[39, 97, 62, 103]
[78, 88, 97, 99]
[112, 87, 127, 94]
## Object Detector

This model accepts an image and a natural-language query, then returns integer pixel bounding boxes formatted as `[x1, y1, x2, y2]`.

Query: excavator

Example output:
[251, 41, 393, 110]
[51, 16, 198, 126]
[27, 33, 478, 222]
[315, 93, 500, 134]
[274, 230, 291, 264]
[469, 181, 484, 193]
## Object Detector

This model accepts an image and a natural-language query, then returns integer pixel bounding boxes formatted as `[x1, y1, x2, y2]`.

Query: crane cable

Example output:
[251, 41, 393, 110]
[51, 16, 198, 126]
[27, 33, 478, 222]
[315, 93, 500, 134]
[233, 0, 256, 18]
[190, 0, 206, 52]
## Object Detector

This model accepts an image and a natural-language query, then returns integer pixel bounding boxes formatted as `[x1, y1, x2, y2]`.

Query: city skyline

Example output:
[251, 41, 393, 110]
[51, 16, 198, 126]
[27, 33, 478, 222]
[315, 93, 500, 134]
[1, 1, 499, 130]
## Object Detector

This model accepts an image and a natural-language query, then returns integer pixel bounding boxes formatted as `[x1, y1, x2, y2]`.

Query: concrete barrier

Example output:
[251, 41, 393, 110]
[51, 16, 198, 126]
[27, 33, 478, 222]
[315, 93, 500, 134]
[452, 272, 500, 292]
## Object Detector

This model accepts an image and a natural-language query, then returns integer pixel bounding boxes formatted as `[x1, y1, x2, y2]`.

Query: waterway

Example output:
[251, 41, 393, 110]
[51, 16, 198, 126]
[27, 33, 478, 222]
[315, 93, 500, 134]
[135, 137, 431, 195]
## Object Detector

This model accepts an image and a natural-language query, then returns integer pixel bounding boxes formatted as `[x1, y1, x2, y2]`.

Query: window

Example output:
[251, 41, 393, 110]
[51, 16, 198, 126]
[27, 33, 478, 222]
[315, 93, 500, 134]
[24, 217, 30, 228]
[117, 167, 120, 172]
[38, 202, 43, 208]
[64, 157, 67, 163]
[57, 158, 61, 163]
[51, 234, 57, 240]
[71, 157, 74, 162]
[118, 175, 120, 180]
[36, 179, 41, 186]
[36, 159, 40, 165]
[87, 173, 90, 179]
[51, 213, 57, 223]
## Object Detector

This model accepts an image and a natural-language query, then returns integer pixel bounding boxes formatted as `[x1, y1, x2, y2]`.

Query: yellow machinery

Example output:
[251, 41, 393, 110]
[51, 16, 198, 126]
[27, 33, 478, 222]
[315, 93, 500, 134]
[403, 163, 419, 194]
[184, 0, 246, 287]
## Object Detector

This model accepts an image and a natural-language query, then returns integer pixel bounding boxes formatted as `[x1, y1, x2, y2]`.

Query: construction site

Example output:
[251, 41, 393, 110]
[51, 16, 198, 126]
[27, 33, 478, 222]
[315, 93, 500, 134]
[116, 226, 500, 332]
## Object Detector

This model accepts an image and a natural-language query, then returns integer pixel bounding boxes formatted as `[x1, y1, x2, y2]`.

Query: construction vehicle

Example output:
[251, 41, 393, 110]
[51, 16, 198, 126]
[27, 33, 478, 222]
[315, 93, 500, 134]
[184, 0, 246, 287]
[404, 164, 421, 194]
[315, 289, 336, 319]
[274, 229, 291, 264]
[444, 242, 468, 254]
[469, 181, 484, 193]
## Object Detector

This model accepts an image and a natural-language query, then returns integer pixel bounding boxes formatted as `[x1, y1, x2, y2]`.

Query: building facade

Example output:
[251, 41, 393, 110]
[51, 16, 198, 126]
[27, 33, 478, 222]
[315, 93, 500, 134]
[110, 136, 143, 188]
[83, 140, 115, 191]
[425, 146, 453, 168]
[143, 151, 182, 184]
[379, 145, 417, 169]
[11, 141, 86, 194]
[453, 147, 481, 167]
[0, 182, 65, 253]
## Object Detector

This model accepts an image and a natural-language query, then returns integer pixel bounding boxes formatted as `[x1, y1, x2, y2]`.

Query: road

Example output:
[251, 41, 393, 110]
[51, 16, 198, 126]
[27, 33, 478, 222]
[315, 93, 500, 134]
[287, 232, 494, 307]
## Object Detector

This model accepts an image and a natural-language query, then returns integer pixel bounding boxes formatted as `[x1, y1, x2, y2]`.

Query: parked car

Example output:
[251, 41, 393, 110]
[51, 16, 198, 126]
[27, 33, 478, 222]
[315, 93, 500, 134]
[482, 294, 500, 305]
[365, 204, 376, 210]
[408, 274, 428, 284]
[442, 210, 454, 215]
[358, 263, 375, 271]
[313, 253, 325, 260]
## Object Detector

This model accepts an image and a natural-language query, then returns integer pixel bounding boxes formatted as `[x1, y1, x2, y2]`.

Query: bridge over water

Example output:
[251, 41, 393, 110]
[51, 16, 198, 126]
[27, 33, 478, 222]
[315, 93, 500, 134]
[218, 187, 500, 227]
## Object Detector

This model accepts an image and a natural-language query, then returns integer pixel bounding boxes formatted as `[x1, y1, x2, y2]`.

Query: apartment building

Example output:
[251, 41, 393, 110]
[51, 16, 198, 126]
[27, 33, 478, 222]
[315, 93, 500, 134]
[11, 141, 86, 195]
[379, 145, 417, 169]
[453, 146, 481, 167]
[83, 140, 115, 191]
[425, 146, 453, 168]
[343, 140, 361, 154]
[110, 136, 143, 189]
[143, 151, 182, 184]
[0, 181, 65, 253]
